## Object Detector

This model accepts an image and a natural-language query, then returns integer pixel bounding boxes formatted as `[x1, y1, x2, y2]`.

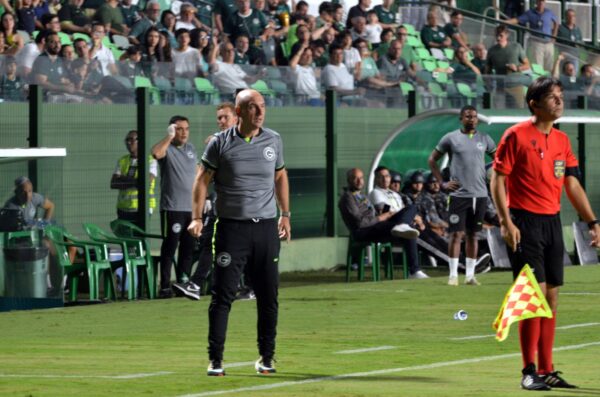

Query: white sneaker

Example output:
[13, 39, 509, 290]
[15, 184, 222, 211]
[465, 277, 481, 286]
[410, 270, 429, 279]
[448, 276, 459, 286]
[391, 223, 420, 239]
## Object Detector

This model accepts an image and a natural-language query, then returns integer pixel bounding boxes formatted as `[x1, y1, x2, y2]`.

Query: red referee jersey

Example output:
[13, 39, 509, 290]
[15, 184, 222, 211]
[493, 119, 578, 215]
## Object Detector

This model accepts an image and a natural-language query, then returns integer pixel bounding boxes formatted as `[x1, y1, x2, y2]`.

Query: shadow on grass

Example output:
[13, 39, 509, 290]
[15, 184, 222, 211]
[229, 372, 440, 384]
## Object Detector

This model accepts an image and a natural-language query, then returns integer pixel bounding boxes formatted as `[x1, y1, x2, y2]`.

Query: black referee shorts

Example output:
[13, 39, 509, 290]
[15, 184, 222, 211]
[507, 209, 564, 286]
[447, 196, 487, 234]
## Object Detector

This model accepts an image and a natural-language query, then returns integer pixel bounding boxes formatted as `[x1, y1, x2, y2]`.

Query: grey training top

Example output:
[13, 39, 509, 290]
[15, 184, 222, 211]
[158, 142, 198, 211]
[3, 192, 45, 223]
[202, 126, 285, 220]
[435, 129, 496, 198]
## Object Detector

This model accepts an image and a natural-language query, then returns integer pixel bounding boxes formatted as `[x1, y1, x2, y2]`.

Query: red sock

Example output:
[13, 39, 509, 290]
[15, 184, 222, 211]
[538, 312, 557, 375]
[519, 317, 541, 369]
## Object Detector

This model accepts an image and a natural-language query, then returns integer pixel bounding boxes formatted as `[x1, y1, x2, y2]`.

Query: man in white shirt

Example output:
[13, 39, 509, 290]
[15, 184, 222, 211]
[172, 28, 203, 78]
[322, 44, 361, 95]
[89, 22, 117, 76]
[289, 41, 322, 106]
[16, 30, 46, 80]
[208, 36, 261, 98]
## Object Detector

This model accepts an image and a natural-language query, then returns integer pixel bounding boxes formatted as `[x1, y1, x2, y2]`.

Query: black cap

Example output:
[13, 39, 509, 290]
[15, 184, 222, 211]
[410, 172, 425, 184]
[424, 171, 438, 184]
[391, 172, 402, 183]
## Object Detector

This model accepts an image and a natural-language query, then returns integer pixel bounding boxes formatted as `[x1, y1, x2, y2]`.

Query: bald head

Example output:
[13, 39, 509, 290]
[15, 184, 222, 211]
[236, 89, 266, 131]
[346, 168, 364, 191]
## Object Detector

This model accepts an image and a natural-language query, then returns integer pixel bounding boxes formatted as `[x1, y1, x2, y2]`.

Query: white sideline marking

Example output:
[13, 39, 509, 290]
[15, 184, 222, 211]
[335, 346, 396, 354]
[176, 341, 600, 397]
[0, 371, 173, 379]
[449, 322, 600, 341]
[562, 292, 600, 296]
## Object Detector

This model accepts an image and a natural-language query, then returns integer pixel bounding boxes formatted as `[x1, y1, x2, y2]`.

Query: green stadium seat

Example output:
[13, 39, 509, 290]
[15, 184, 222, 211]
[422, 59, 437, 72]
[406, 35, 423, 48]
[134, 76, 161, 104]
[153, 75, 174, 104]
[400, 81, 414, 96]
[531, 63, 549, 77]
[415, 47, 434, 62]
[58, 32, 72, 46]
[72, 32, 91, 43]
[251, 79, 275, 97]
[436, 60, 450, 70]
[82, 223, 155, 300]
[193, 77, 219, 104]
[402, 23, 417, 36]
[434, 71, 449, 84]
[443, 48, 455, 60]
[45, 226, 117, 302]
[456, 82, 477, 99]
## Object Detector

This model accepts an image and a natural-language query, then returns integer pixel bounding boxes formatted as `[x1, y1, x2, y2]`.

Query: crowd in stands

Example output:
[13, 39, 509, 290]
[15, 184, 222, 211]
[1, 0, 600, 106]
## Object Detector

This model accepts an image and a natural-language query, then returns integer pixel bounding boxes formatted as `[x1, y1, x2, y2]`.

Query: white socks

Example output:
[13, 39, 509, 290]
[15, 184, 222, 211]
[466, 258, 476, 279]
[449, 258, 459, 278]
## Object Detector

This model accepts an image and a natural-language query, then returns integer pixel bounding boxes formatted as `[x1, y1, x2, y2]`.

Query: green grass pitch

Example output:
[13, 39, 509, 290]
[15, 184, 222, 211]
[1, 266, 599, 397]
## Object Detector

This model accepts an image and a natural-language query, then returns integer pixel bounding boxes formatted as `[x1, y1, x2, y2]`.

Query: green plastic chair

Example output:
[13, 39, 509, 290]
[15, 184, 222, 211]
[134, 76, 161, 104]
[193, 77, 219, 104]
[434, 71, 449, 84]
[174, 77, 198, 104]
[400, 81, 414, 96]
[406, 35, 423, 49]
[422, 59, 437, 72]
[415, 47, 434, 62]
[251, 79, 275, 97]
[456, 82, 477, 99]
[531, 63, 549, 76]
[58, 32, 72, 46]
[82, 223, 155, 300]
[72, 32, 91, 43]
[403, 23, 417, 36]
[443, 48, 455, 61]
[436, 60, 450, 70]
[346, 237, 378, 282]
[153, 75, 174, 104]
[45, 226, 117, 302]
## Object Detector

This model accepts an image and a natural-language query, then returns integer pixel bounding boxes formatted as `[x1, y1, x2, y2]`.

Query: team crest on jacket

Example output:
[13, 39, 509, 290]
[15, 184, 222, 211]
[263, 146, 276, 161]
[554, 160, 565, 179]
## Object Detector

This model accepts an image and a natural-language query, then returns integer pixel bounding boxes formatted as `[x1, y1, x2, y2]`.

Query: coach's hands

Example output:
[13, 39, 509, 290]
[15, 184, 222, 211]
[501, 220, 521, 252]
[188, 219, 204, 238]
[442, 180, 460, 191]
[167, 124, 177, 138]
[278, 216, 291, 242]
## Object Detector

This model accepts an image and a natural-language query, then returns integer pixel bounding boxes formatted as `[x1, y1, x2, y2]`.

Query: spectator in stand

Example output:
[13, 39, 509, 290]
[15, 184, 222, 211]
[338, 30, 361, 71]
[70, 57, 105, 100]
[340, 167, 428, 279]
[356, 43, 399, 96]
[556, 9, 582, 70]
[471, 42, 486, 74]
[31, 31, 80, 100]
[0, 0, 14, 15]
[119, 0, 140, 28]
[420, 10, 451, 50]
[291, 0, 308, 24]
[60, 43, 75, 70]
[322, 43, 362, 100]
[16, 0, 37, 34]
[172, 28, 205, 78]
[365, 11, 382, 47]
[208, 36, 260, 99]
[1, 11, 24, 56]
[289, 23, 310, 58]
[90, 22, 117, 76]
[346, 0, 370, 29]
[33, 0, 50, 24]
[40, 12, 60, 33]
[310, 39, 328, 67]
[224, 0, 269, 65]
[443, 10, 468, 49]
[315, 1, 332, 28]
[94, 0, 129, 35]
[507, 0, 558, 72]
[551, 53, 580, 108]
[16, 28, 48, 80]
[580, 63, 600, 100]
[58, 0, 92, 34]
[119, 44, 144, 79]
[189, 28, 210, 73]
[331, 3, 345, 32]
[0, 56, 26, 102]
[374, 27, 393, 60]
[377, 39, 417, 85]
[141, 26, 170, 77]
[160, 9, 177, 48]
[129, 0, 163, 45]
[214, 0, 237, 35]
[451, 46, 480, 85]
[372, 0, 396, 29]
[0, 30, 6, 55]
[486, 24, 530, 108]
[350, 15, 368, 41]
[233, 34, 250, 65]
[176, 3, 202, 31]
[289, 42, 322, 106]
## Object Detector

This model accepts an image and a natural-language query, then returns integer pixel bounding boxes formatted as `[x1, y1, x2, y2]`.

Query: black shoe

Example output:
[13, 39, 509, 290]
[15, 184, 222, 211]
[521, 364, 551, 391]
[158, 288, 173, 299]
[172, 281, 201, 301]
[542, 371, 577, 388]
[236, 289, 256, 301]
[475, 253, 492, 274]
[255, 357, 276, 374]
[207, 359, 225, 376]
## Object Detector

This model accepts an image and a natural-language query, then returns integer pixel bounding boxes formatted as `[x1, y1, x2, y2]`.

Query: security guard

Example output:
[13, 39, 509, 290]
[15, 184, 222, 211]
[110, 130, 157, 227]
[188, 89, 290, 377]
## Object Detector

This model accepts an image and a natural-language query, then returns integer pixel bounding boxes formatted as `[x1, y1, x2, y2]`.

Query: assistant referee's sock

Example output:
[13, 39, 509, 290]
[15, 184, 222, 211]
[449, 258, 459, 278]
[519, 317, 541, 369]
[538, 312, 557, 375]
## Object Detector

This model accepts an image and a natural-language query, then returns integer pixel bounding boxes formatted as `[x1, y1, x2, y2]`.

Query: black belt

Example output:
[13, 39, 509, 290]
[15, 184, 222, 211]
[219, 217, 276, 224]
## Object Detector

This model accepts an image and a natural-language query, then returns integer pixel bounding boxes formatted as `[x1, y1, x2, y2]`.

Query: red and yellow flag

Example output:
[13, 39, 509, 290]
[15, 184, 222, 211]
[493, 264, 553, 342]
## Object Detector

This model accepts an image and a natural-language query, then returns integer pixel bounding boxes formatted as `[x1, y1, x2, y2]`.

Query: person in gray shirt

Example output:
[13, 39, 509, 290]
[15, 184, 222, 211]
[188, 89, 290, 377]
[151, 115, 199, 299]
[428, 105, 496, 286]
[2, 176, 55, 228]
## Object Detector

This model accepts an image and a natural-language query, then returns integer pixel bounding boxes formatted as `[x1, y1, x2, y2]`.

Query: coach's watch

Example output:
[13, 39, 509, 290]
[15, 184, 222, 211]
[281, 211, 291, 218]
[588, 219, 599, 229]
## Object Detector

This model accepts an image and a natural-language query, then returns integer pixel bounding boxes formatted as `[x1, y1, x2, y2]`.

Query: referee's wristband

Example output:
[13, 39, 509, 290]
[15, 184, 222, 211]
[280, 211, 291, 218]
[588, 219, 599, 229]
[193, 217, 202, 221]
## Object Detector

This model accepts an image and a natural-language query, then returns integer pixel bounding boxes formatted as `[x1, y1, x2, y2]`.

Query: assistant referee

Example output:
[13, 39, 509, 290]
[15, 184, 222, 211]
[188, 89, 291, 377]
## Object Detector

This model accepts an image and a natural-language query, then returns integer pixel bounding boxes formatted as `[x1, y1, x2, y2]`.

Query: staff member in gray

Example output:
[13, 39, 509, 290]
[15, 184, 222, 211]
[152, 115, 199, 299]
[188, 89, 291, 377]
[429, 105, 496, 287]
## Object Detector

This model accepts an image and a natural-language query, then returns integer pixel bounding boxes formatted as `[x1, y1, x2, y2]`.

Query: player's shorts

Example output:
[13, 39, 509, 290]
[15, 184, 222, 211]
[447, 196, 487, 233]
[507, 209, 564, 286]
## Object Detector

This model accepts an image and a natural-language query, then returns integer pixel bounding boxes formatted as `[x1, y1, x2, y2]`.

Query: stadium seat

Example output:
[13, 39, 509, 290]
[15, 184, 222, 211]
[134, 76, 161, 104]
[443, 48, 455, 61]
[422, 59, 437, 72]
[402, 23, 417, 36]
[415, 47, 434, 62]
[45, 226, 117, 302]
[82, 223, 155, 300]
[193, 77, 219, 104]
[16, 30, 31, 44]
[153, 75, 174, 104]
[406, 35, 423, 48]
[400, 81, 414, 96]
[531, 63, 549, 77]
[72, 32, 91, 43]
[251, 79, 276, 97]
[111, 34, 131, 49]
[58, 32, 72, 46]
[430, 48, 447, 61]
[173, 77, 198, 104]
[456, 82, 477, 99]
